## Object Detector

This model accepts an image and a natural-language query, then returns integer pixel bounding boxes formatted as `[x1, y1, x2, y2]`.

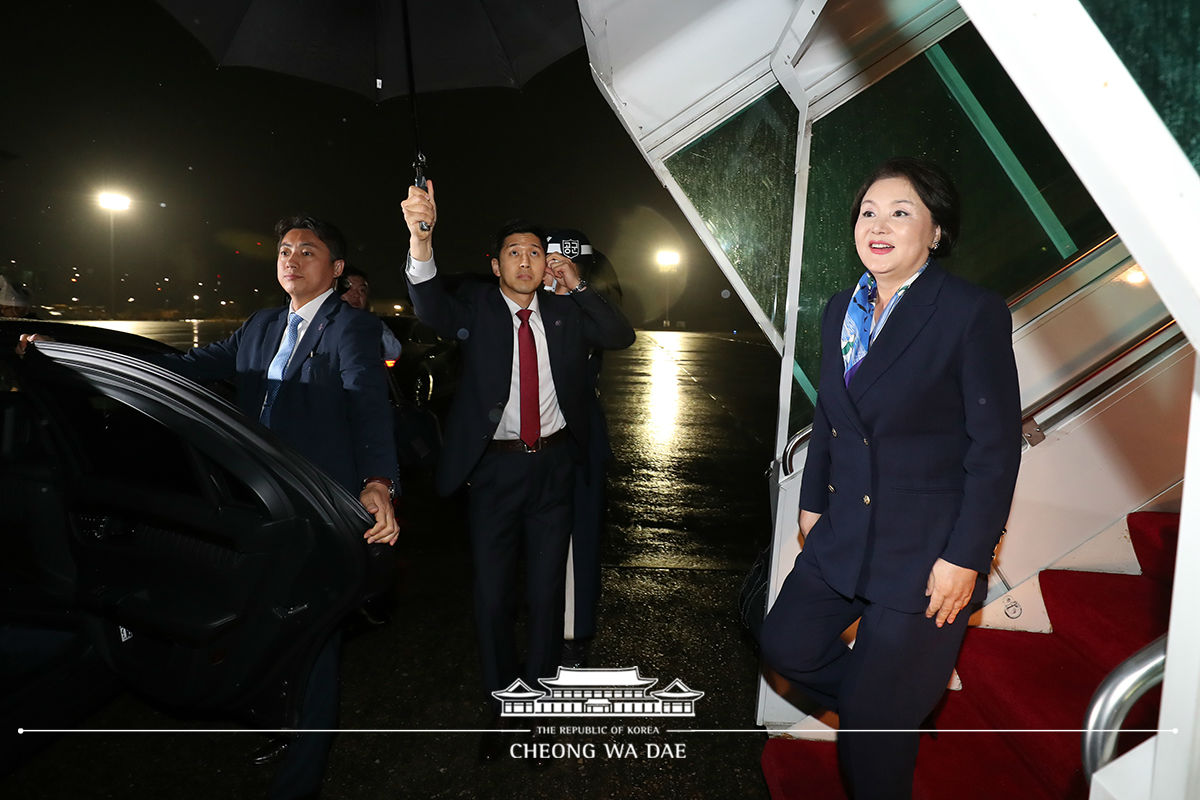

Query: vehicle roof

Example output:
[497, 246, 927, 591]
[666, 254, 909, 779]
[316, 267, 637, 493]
[0, 319, 179, 356]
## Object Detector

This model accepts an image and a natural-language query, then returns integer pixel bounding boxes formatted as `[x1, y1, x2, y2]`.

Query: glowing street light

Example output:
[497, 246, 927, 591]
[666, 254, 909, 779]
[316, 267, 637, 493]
[98, 192, 131, 211]
[656, 250, 682, 327]
[97, 191, 131, 316]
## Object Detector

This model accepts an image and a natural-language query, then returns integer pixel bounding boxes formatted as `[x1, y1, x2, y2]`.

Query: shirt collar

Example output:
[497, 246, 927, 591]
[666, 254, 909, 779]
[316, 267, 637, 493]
[291, 288, 335, 324]
[499, 288, 541, 319]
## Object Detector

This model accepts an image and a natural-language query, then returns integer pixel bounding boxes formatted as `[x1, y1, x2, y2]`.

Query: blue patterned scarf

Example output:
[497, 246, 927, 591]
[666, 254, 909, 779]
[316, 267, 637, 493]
[840, 261, 927, 386]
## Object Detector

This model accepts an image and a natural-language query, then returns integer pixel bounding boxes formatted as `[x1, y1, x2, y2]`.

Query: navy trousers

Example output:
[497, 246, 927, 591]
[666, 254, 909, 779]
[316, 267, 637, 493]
[468, 443, 574, 705]
[564, 403, 610, 641]
[268, 631, 340, 799]
[760, 553, 982, 800]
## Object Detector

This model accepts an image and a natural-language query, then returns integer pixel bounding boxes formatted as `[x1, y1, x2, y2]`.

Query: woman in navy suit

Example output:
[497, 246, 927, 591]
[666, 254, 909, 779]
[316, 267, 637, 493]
[760, 158, 1021, 799]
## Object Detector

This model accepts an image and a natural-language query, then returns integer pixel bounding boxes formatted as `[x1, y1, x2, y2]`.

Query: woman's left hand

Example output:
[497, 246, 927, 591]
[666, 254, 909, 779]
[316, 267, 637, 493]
[925, 558, 978, 628]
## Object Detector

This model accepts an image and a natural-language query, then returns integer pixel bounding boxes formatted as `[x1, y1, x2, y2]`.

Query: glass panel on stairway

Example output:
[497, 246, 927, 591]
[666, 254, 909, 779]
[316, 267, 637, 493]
[665, 86, 800, 338]
[1079, 0, 1200, 170]
[786, 22, 1115, 433]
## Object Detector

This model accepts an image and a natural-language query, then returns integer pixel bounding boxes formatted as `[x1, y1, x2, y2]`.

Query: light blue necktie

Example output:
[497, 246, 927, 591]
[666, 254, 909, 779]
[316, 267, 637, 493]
[261, 311, 302, 426]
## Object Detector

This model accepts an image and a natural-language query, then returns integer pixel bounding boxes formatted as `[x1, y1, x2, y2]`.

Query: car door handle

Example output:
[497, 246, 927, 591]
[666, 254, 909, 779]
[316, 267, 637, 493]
[272, 602, 310, 620]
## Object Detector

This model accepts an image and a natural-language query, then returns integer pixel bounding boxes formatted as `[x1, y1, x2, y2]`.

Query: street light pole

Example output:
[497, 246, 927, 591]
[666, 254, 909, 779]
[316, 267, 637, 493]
[107, 211, 115, 316]
[664, 277, 670, 327]
[97, 192, 130, 318]
[656, 250, 681, 329]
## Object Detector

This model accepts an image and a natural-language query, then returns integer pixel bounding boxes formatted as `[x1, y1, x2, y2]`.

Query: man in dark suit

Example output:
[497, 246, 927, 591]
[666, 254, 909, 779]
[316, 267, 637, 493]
[400, 182, 634, 746]
[157, 215, 399, 799]
[544, 229, 622, 669]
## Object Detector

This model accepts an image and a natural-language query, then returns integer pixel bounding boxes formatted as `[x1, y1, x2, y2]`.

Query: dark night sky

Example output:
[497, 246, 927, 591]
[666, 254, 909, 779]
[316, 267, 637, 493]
[0, 0, 756, 331]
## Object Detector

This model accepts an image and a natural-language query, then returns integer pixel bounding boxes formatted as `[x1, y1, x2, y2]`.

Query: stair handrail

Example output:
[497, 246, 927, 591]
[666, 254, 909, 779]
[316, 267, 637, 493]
[1021, 319, 1180, 447]
[1082, 632, 1167, 783]
[1007, 233, 1118, 309]
[782, 235, 1132, 468]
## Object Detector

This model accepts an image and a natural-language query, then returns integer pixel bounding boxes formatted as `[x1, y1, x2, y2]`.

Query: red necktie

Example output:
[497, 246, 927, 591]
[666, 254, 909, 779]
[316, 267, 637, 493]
[516, 309, 541, 449]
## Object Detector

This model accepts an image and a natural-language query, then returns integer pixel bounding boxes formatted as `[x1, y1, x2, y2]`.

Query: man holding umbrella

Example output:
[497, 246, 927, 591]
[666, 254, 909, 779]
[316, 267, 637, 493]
[400, 182, 634, 757]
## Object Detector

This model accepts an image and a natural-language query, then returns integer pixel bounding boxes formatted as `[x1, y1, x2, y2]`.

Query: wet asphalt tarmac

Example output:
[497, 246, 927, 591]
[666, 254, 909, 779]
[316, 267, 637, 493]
[4, 330, 781, 800]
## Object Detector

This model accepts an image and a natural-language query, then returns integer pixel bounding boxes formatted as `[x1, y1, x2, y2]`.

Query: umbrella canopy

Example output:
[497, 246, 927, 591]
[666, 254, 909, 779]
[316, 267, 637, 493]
[156, 0, 585, 102]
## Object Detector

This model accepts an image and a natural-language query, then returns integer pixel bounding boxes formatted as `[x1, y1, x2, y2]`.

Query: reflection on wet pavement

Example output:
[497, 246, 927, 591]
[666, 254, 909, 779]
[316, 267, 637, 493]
[1, 329, 783, 800]
[605, 332, 777, 572]
[645, 333, 681, 447]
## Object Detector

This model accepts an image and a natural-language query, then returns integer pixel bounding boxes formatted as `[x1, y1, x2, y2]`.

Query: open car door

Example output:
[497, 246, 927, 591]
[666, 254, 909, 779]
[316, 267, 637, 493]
[5, 341, 375, 728]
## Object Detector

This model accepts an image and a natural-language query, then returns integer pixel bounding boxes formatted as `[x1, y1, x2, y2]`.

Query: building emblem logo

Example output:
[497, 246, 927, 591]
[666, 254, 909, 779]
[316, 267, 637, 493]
[492, 666, 704, 717]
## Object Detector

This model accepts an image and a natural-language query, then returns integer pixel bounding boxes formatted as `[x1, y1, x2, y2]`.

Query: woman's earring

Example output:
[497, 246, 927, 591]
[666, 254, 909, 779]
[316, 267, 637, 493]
[931, 240, 940, 250]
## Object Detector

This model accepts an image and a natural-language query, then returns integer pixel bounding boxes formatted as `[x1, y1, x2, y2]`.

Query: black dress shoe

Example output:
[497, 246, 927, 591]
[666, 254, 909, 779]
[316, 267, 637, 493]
[252, 734, 292, 766]
[478, 731, 505, 764]
[560, 638, 592, 668]
[357, 605, 389, 627]
[526, 731, 552, 772]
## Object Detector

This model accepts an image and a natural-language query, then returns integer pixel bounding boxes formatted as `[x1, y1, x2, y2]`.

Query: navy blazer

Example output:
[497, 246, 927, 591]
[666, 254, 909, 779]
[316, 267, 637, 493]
[157, 292, 397, 495]
[798, 263, 1021, 612]
[406, 273, 635, 496]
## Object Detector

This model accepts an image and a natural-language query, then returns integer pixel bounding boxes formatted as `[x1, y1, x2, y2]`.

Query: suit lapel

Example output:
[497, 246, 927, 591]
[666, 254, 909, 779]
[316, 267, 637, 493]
[847, 264, 945, 405]
[820, 292, 869, 434]
[260, 307, 288, 371]
[539, 294, 565, 384]
[488, 287, 516, 379]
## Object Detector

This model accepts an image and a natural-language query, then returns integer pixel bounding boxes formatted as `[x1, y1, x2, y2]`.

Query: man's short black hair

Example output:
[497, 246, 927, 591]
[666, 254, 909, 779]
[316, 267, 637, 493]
[274, 214, 348, 262]
[342, 264, 368, 281]
[494, 219, 547, 253]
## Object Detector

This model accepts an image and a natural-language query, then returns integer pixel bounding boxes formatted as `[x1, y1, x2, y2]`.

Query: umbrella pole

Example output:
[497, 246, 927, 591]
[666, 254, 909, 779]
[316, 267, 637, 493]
[400, 0, 430, 231]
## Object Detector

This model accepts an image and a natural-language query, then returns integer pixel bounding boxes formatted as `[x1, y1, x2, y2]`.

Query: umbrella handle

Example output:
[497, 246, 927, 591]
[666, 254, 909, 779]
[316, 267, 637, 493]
[414, 153, 430, 232]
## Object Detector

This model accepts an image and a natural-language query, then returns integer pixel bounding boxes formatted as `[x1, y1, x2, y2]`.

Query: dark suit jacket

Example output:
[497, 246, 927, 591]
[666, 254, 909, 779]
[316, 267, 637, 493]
[406, 273, 635, 496]
[798, 263, 1021, 612]
[156, 292, 397, 494]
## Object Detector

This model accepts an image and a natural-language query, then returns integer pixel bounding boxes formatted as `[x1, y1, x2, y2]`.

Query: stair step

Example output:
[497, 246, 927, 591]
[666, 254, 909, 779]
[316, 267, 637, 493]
[762, 739, 844, 800]
[1127, 511, 1180, 582]
[954, 628, 1102, 798]
[917, 693, 1065, 800]
[760, 513, 1180, 799]
[764, 722, 1064, 800]
[1039, 569, 1170, 674]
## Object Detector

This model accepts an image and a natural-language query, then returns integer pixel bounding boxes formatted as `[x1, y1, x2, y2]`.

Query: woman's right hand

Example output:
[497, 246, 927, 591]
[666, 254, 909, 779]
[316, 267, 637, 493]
[797, 509, 822, 548]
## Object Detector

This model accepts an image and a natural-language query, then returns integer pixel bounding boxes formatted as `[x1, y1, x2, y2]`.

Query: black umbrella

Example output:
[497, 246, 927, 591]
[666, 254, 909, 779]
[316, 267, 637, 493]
[157, 0, 584, 190]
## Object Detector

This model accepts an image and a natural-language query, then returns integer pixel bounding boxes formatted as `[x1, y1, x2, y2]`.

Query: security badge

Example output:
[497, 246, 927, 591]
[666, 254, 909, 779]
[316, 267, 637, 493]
[560, 239, 581, 259]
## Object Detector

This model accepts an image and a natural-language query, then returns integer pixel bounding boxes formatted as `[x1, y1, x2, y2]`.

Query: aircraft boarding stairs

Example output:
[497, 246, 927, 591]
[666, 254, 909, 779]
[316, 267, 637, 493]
[759, 235, 1191, 799]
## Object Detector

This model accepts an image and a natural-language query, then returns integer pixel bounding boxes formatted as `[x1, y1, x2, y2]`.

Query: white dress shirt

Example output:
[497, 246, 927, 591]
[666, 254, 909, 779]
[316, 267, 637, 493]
[407, 252, 565, 440]
[270, 287, 334, 370]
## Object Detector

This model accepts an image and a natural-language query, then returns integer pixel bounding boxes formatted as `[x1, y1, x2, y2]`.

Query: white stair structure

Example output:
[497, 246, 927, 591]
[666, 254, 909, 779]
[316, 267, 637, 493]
[579, 2, 1200, 797]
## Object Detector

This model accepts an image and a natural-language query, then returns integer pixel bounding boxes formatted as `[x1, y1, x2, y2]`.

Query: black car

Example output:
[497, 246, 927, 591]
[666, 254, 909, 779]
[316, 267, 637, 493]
[0, 320, 383, 772]
[383, 315, 459, 409]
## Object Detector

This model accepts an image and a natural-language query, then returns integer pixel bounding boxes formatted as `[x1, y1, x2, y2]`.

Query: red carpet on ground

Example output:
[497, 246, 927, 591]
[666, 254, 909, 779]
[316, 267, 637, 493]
[761, 512, 1177, 799]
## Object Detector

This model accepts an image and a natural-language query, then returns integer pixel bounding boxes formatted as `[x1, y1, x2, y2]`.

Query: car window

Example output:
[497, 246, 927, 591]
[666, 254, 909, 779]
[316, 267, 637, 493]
[66, 394, 206, 497]
[384, 317, 417, 340]
[411, 322, 442, 345]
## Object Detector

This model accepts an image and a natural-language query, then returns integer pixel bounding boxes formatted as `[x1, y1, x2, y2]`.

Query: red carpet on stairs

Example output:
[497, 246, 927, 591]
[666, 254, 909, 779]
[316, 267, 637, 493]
[761, 512, 1178, 799]
[1129, 511, 1180, 582]
[1039, 569, 1171, 676]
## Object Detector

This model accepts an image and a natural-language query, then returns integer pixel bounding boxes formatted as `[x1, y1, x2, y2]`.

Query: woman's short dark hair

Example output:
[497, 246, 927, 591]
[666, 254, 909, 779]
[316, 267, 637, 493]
[849, 157, 961, 257]
[274, 214, 347, 262]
